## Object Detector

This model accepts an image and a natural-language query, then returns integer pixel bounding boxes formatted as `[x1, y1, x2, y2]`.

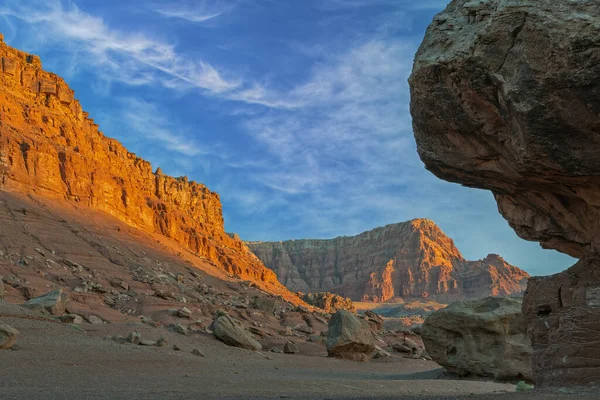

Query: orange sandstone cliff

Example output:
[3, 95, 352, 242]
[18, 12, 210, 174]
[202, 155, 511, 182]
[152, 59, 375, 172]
[0, 35, 281, 290]
[248, 219, 530, 302]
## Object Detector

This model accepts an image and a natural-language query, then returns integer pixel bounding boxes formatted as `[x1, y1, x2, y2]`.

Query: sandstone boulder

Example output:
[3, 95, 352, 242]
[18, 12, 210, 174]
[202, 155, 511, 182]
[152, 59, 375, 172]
[0, 322, 19, 350]
[422, 297, 531, 381]
[326, 310, 374, 361]
[23, 288, 69, 316]
[410, 0, 600, 387]
[212, 314, 262, 351]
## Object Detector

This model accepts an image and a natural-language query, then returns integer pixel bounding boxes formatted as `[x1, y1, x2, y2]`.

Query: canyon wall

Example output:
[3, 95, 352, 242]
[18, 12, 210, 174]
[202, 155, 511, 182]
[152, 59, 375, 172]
[248, 219, 529, 302]
[0, 35, 280, 288]
[409, 0, 600, 386]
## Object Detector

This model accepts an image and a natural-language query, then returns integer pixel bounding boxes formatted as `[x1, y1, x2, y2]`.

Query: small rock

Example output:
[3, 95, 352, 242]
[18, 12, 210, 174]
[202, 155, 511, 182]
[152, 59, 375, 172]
[168, 324, 188, 336]
[270, 347, 283, 353]
[23, 288, 69, 316]
[140, 340, 157, 346]
[192, 348, 205, 357]
[173, 344, 181, 351]
[0, 323, 19, 350]
[178, 307, 192, 319]
[157, 337, 168, 347]
[127, 332, 141, 345]
[86, 315, 103, 324]
[373, 346, 392, 359]
[393, 343, 412, 353]
[59, 314, 84, 325]
[283, 341, 299, 354]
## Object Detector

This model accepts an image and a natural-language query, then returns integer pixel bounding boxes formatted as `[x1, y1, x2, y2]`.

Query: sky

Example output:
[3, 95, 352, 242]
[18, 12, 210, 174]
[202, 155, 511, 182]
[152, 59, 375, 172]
[0, 0, 575, 276]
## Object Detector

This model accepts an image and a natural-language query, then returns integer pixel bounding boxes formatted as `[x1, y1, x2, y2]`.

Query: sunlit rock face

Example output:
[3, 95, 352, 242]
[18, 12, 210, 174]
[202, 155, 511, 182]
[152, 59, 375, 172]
[410, 0, 600, 387]
[249, 219, 529, 302]
[0, 36, 281, 288]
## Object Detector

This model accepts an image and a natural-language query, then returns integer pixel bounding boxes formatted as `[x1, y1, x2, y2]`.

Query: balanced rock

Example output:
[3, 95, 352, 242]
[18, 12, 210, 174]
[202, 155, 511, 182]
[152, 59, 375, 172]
[0, 322, 19, 350]
[410, 0, 600, 387]
[422, 297, 532, 381]
[212, 314, 262, 351]
[326, 310, 374, 361]
[23, 289, 69, 316]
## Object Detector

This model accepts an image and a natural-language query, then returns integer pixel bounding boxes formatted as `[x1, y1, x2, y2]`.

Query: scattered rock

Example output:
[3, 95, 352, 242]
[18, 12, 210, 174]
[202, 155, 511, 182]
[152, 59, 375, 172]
[140, 340, 157, 346]
[283, 341, 299, 354]
[172, 344, 181, 351]
[23, 288, 69, 316]
[192, 348, 205, 357]
[168, 324, 188, 336]
[178, 307, 192, 319]
[326, 310, 374, 361]
[422, 297, 532, 381]
[86, 315, 104, 325]
[127, 332, 141, 345]
[392, 343, 411, 354]
[0, 322, 19, 350]
[212, 314, 262, 351]
[59, 314, 84, 325]
[157, 337, 168, 347]
[373, 346, 391, 359]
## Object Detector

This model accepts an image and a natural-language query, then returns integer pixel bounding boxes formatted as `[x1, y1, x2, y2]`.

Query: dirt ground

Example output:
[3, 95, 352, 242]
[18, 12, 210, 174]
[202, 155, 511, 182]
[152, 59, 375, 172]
[0, 302, 596, 400]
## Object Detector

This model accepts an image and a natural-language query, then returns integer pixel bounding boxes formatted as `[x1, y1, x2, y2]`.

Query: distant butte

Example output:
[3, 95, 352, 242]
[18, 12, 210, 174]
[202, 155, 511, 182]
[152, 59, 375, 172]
[248, 219, 530, 302]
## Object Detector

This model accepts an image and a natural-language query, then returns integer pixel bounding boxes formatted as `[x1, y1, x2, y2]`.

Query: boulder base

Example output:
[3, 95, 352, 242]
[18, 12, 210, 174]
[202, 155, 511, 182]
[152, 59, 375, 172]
[422, 297, 532, 381]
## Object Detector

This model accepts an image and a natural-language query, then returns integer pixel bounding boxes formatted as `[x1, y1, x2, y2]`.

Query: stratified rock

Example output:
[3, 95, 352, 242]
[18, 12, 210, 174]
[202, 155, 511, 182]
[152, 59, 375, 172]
[0, 322, 19, 350]
[212, 314, 262, 351]
[0, 38, 291, 293]
[422, 297, 532, 381]
[326, 310, 375, 361]
[23, 289, 69, 316]
[299, 292, 355, 313]
[249, 220, 529, 302]
[409, 0, 600, 387]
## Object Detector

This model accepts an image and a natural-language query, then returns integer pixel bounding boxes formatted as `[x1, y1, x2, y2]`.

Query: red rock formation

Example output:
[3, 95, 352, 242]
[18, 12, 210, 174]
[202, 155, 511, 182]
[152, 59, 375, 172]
[0, 36, 281, 290]
[409, 0, 600, 387]
[248, 219, 529, 302]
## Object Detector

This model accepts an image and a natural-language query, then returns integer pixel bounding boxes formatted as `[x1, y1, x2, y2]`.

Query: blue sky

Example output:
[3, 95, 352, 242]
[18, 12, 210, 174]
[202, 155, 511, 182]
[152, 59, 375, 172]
[0, 0, 575, 276]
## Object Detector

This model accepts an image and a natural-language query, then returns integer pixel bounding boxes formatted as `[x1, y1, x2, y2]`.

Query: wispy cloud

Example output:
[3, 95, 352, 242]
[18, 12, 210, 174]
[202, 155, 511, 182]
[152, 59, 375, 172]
[0, 0, 239, 94]
[153, 0, 233, 23]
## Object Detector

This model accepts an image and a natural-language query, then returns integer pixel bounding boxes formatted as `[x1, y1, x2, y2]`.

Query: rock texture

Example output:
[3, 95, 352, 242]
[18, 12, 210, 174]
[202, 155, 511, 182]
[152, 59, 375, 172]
[0, 37, 281, 289]
[410, 0, 600, 387]
[298, 292, 355, 313]
[422, 297, 532, 381]
[326, 310, 374, 361]
[249, 220, 529, 302]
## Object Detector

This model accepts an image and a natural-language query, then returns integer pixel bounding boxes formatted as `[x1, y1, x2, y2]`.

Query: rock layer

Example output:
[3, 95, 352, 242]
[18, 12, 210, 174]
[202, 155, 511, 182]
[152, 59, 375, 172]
[410, 0, 600, 387]
[0, 36, 280, 289]
[249, 220, 529, 302]
[422, 297, 532, 381]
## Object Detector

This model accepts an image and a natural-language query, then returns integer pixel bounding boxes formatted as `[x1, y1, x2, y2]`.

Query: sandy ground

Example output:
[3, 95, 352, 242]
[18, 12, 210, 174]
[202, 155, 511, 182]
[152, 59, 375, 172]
[1, 303, 597, 400]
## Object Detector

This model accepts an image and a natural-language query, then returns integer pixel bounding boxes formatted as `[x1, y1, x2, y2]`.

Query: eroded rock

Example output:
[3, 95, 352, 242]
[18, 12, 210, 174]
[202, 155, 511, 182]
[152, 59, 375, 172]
[212, 314, 262, 351]
[410, 0, 600, 387]
[23, 288, 69, 316]
[326, 310, 374, 361]
[422, 297, 531, 381]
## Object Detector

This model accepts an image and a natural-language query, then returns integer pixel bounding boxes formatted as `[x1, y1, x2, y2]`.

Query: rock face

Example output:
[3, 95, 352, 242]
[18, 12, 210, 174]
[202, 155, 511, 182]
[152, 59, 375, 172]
[326, 310, 375, 361]
[249, 220, 529, 302]
[410, 0, 600, 387]
[212, 314, 262, 351]
[0, 322, 19, 350]
[422, 297, 532, 381]
[299, 292, 355, 313]
[0, 37, 280, 288]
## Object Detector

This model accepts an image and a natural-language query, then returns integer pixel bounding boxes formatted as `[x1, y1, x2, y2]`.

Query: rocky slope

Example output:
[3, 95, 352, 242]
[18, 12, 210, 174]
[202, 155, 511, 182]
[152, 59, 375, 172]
[0, 34, 283, 292]
[248, 219, 529, 302]
[410, 0, 600, 387]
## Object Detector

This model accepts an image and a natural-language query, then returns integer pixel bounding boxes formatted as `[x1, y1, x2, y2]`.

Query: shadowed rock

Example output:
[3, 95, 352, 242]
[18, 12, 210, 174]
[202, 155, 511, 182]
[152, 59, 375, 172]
[422, 297, 532, 381]
[212, 314, 262, 351]
[410, 0, 600, 387]
[326, 310, 374, 361]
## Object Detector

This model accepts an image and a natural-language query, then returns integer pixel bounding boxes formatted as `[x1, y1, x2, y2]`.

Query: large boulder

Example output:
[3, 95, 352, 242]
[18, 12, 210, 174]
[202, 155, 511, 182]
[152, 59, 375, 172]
[422, 297, 532, 380]
[410, 0, 600, 387]
[212, 314, 262, 351]
[326, 310, 375, 361]
[23, 289, 69, 316]
[0, 322, 19, 350]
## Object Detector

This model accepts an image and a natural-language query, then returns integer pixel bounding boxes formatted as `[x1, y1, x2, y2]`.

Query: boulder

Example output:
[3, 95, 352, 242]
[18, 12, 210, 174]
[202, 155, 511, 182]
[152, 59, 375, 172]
[212, 314, 262, 351]
[0, 322, 19, 350]
[283, 341, 298, 354]
[252, 296, 276, 314]
[23, 288, 68, 315]
[422, 297, 532, 381]
[326, 310, 374, 361]
[410, 0, 600, 387]
[127, 332, 141, 345]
